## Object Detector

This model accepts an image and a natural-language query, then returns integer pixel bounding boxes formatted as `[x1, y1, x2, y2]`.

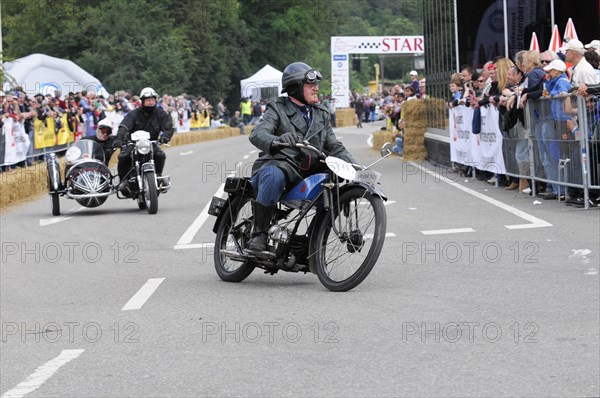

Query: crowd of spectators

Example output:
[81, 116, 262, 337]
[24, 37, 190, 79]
[446, 38, 600, 207]
[0, 86, 271, 171]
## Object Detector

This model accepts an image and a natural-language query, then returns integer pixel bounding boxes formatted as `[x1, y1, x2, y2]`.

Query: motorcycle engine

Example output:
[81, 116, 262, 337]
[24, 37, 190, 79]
[267, 225, 291, 253]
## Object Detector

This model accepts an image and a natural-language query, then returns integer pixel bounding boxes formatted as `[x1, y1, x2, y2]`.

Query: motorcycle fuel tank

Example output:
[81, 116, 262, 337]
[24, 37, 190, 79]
[280, 172, 328, 210]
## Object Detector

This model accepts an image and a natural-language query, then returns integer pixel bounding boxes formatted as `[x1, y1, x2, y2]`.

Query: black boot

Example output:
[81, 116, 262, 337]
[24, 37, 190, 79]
[247, 202, 275, 252]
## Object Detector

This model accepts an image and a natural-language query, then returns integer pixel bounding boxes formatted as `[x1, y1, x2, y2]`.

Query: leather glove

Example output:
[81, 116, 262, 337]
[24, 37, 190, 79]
[159, 136, 170, 144]
[113, 140, 123, 149]
[278, 132, 299, 146]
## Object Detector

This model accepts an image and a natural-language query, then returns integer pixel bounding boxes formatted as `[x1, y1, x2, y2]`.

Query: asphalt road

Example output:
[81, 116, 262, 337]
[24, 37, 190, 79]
[1, 120, 599, 397]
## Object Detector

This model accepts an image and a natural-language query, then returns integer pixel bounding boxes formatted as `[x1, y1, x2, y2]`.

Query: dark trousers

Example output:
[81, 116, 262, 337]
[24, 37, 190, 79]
[118, 144, 167, 180]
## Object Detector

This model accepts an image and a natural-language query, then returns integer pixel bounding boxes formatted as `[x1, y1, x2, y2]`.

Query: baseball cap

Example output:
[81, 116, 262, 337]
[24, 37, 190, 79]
[543, 59, 567, 72]
[584, 39, 600, 53]
[409, 70, 418, 76]
[560, 39, 585, 54]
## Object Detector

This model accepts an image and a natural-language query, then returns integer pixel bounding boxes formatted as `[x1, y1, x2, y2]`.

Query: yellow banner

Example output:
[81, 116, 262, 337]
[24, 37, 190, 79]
[56, 114, 74, 145]
[190, 111, 201, 129]
[33, 117, 57, 149]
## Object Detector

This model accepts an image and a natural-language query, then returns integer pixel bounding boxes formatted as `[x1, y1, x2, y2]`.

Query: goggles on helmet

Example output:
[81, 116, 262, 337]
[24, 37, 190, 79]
[304, 69, 322, 84]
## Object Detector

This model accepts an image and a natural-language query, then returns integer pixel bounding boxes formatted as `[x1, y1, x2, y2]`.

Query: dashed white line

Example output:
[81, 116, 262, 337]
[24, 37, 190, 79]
[174, 243, 215, 250]
[180, 151, 194, 156]
[121, 278, 165, 311]
[421, 228, 476, 235]
[1, 349, 85, 398]
[39, 206, 85, 226]
[243, 155, 250, 160]
[174, 183, 225, 248]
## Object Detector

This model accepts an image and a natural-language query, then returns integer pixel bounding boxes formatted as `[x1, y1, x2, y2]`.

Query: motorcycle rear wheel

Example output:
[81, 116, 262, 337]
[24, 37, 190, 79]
[313, 187, 386, 292]
[214, 195, 255, 282]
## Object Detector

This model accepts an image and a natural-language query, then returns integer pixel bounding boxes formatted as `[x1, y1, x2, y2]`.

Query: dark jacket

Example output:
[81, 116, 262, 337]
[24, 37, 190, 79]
[117, 107, 174, 142]
[250, 97, 356, 187]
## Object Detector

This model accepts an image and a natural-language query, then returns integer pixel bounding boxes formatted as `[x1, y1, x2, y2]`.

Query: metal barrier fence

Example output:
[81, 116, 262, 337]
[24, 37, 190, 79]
[501, 93, 600, 209]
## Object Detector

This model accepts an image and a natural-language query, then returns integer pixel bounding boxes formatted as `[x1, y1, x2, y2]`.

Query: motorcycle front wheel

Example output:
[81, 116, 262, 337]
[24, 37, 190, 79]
[143, 171, 158, 214]
[214, 195, 255, 282]
[313, 186, 386, 292]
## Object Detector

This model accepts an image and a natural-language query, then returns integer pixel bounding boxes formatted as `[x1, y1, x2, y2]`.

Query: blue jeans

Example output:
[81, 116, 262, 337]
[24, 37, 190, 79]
[251, 164, 286, 206]
[392, 137, 403, 155]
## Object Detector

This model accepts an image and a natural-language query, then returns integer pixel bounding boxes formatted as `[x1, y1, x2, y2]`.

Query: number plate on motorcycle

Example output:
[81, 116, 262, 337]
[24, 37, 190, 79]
[325, 157, 356, 181]
[355, 170, 381, 185]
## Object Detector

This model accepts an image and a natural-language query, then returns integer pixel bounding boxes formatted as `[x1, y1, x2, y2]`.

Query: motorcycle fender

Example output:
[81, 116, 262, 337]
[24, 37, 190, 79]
[46, 155, 61, 192]
[142, 163, 155, 173]
[340, 181, 387, 201]
[212, 196, 234, 234]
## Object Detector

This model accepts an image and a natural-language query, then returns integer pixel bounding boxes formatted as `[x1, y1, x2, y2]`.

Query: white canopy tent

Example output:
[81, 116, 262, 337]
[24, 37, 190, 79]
[240, 64, 283, 102]
[2, 53, 109, 98]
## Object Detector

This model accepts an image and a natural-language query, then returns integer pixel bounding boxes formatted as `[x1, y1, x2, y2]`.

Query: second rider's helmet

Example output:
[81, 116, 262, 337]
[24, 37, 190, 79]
[96, 118, 112, 141]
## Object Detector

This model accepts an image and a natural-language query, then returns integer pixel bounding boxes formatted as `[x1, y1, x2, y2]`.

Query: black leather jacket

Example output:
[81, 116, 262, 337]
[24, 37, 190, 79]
[117, 107, 175, 142]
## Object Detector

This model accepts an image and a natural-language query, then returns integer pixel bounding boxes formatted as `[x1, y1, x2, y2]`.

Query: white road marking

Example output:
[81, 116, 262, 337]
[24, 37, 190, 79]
[121, 278, 165, 311]
[1, 349, 85, 398]
[174, 183, 225, 248]
[421, 228, 476, 235]
[410, 162, 553, 229]
[367, 134, 373, 148]
[39, 206, 85, 227]
[585, 269, 598, 275]
[174, 243, 215, 250]
[365, 232, 396, 239]
[384, 200, 396, 206]
[243, 155, 250, 160]
[180, 151, 194, 156]
[249, 150, 257, 154]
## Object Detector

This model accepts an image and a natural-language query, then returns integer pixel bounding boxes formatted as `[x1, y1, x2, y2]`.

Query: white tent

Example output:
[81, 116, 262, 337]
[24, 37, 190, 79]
[240, 64, 283, 101]
[2, 53, 109, 98]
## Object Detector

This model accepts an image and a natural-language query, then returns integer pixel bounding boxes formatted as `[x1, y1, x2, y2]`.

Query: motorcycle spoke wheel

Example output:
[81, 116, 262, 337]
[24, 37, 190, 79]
[143, 172, 158, 214]
[214, 195, 255, 282]
[314, 187, 386, 291]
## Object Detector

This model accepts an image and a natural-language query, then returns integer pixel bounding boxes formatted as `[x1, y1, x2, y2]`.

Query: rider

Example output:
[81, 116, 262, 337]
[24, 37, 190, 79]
[82, 118, 117, 165]
[114, 87, 174, 192]
[248, 61, 357, 252]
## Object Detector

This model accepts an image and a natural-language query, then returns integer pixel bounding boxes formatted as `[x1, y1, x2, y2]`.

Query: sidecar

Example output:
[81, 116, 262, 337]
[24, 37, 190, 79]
[47, 140, 114, 216]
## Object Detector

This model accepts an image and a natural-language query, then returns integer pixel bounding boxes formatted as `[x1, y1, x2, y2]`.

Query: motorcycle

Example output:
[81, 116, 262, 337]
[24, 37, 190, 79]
[46, 130, 170, 216]
[117, 130, 171, 214]
[209, 142, 393, 292]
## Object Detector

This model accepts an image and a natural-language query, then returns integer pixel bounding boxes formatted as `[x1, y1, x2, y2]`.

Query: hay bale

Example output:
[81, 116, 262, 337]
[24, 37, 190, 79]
[372, 131, 395, 149]
[336, 108, 356, 127]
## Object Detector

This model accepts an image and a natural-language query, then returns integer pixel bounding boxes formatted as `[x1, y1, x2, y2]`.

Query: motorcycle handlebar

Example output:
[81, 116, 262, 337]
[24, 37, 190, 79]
[272, 140, 364, 170]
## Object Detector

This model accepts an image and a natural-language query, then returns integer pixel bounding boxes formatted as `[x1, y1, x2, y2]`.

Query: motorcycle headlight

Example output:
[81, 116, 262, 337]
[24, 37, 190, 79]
[136, 139, 152, 155]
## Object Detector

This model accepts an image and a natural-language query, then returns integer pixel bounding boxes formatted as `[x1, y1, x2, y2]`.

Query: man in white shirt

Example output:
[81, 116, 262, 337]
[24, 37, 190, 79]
[562, 39, 599, 95]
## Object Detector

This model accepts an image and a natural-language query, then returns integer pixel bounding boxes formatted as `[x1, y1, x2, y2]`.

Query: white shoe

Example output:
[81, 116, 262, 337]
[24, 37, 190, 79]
[487, 177, 498, 184]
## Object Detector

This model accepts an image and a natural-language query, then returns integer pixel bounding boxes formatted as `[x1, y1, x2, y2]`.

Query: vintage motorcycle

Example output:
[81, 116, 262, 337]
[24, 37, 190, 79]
[209, 142, 392, 292]
[46, 130, 170, 216]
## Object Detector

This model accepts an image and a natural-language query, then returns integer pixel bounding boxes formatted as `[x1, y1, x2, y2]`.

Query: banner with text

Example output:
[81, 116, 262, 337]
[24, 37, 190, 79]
[449, 106, 505, 174]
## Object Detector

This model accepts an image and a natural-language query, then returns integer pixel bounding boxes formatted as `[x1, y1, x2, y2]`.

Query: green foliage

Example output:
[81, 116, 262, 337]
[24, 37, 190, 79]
[2, 0, 423, 103]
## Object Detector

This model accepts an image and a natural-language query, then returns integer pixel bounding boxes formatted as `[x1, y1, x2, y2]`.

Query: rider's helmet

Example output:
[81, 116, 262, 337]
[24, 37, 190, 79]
[140, 87, 158, 113]
[281, 62, 322, 104]
[96, 118, 112, 141]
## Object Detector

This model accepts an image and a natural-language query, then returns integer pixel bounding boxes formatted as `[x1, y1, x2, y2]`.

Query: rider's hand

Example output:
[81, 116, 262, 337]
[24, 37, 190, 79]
[278, 132, 299, 147]
[159, 136, 170, 144]
[113, 140, 123, 149]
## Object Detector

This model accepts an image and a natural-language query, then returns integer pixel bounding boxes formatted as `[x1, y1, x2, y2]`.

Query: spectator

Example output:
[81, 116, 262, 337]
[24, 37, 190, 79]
[409, 71, 421, 98]
[240, 98, 252, 125]
[329, 97, 337, 127]
[562, 39, 599, 95]
[354, 96, 364, 128]
[249, 100, 262, 125]
[229, 110, 246, 135]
